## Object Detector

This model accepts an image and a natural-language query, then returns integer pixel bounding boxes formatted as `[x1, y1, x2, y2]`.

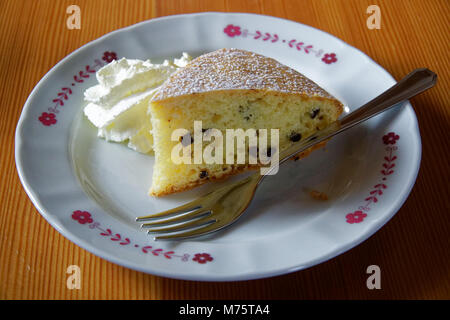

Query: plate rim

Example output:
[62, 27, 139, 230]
[14, 12, 422, 281]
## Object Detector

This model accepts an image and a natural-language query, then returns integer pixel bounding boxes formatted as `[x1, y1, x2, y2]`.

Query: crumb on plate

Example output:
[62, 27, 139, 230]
[309, 190, 328, 201]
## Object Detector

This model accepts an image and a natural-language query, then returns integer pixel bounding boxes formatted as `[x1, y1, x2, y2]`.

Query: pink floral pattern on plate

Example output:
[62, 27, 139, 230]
[345, 132, 400, 224]
[38, 112, 57, 126]
[71, 211, 213, 264]
[346, 211, 368, 224]
[38, 51, 117, 127]
[223, 24, 337, 64]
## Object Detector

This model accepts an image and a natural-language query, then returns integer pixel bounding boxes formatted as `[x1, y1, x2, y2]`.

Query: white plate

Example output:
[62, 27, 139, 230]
[15, 12, 421, 281]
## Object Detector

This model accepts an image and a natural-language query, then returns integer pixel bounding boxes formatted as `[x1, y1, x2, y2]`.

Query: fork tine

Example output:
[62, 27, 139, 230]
[146, 215, 216, 234]
[141, 209, 212, 228]
[135, 201, 202, 222]
[153, 221, 223, 241]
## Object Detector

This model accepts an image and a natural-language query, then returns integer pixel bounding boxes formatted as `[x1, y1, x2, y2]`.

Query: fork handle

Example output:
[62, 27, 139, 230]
[258, 68, 437, 180]
[339, 68, 437, 128]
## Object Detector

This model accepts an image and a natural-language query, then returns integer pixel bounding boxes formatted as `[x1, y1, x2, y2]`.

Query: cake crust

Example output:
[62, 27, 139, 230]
[152, 48, 340, 103]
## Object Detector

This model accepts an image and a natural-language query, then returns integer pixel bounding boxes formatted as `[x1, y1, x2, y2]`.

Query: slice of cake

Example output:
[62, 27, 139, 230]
[149, 48, 343, 196]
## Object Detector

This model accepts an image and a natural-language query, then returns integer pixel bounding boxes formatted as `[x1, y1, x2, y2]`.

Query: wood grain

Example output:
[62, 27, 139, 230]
[0, 0, 449, 299]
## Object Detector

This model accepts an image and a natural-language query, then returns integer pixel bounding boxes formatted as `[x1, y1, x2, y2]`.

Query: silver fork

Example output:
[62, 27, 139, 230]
[136, 68, 437, 241]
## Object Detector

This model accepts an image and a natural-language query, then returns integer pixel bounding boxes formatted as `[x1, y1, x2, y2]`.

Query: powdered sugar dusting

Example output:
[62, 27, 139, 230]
[152, 48, 336, 101]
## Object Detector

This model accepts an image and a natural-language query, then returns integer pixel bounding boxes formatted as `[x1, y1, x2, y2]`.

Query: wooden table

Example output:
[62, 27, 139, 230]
[1, 0, 448, 299]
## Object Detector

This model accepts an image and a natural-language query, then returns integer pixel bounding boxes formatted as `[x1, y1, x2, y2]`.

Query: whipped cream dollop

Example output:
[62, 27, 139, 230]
[84, 53, 191, 153]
